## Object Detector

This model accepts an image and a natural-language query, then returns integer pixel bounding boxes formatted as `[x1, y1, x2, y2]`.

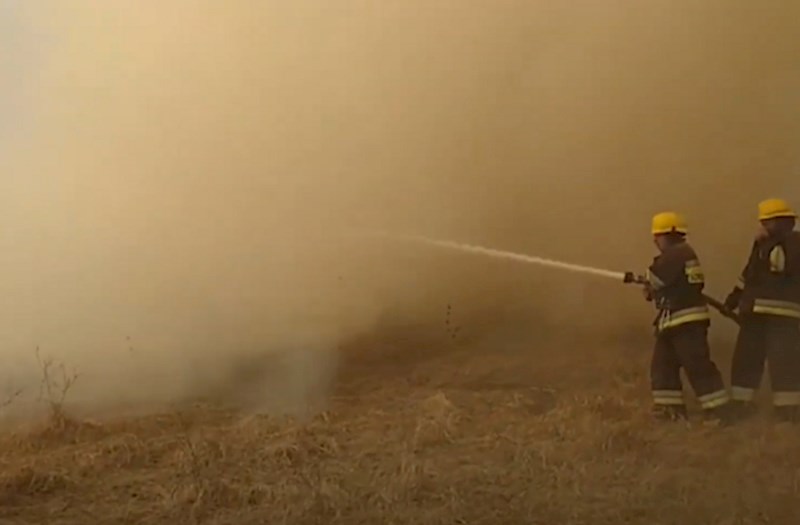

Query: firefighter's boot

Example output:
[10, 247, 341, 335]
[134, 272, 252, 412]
[728, 400, 757, 422]
[703, 403, 738, 426]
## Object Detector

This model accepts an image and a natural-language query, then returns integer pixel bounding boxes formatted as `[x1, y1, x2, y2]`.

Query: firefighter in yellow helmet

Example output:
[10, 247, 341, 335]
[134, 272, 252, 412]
[724, 198, 800, 423]
[643, 212, 730, 421]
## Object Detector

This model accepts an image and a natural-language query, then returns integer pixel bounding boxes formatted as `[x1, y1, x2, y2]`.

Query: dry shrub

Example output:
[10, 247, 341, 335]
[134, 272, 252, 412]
[0, 386, 23, 412]
[35, 348, 79, 424]
[0, 465, 73, 506]
[412, 392, 460, 449]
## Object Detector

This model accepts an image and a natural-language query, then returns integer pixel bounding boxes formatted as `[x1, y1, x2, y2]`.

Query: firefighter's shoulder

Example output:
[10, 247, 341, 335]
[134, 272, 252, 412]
[660, 241, 697, 264]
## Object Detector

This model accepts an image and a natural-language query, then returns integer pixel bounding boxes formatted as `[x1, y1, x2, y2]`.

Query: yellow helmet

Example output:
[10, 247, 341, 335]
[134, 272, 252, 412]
[651, 211, 688, 235]
[758, 198, 796, 221]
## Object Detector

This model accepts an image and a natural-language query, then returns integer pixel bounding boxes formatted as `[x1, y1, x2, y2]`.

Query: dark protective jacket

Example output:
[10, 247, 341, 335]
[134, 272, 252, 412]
[732, 231, 800, 319]
[646, 240, 711, 332]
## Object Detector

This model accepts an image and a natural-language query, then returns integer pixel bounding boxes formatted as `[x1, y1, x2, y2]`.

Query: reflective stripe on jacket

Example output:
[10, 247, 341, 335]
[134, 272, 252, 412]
[648, 241, 710, 333]
[656, 305, 711, 331]
[752, 299, 800, 319]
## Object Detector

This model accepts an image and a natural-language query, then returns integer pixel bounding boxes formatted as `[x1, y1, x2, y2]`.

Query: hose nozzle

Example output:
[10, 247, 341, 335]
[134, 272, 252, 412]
[623, 271, 646, 284]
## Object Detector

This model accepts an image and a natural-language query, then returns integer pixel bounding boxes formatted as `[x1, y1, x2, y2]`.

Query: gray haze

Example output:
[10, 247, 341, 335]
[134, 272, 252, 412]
[2, 1, 799, 419]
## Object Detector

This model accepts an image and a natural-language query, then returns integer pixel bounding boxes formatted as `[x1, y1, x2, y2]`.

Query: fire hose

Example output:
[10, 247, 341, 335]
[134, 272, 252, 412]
[623, 272, 740, 325]
[356, 231, 741, 326]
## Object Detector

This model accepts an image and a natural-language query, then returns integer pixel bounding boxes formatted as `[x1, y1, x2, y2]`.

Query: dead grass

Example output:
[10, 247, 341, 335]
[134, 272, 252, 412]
[1, 334, 799, 524]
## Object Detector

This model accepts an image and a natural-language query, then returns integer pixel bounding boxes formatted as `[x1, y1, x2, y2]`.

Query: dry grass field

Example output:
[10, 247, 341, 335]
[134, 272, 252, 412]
[1, 327, 799, 525]
[4, 3, 800, 524]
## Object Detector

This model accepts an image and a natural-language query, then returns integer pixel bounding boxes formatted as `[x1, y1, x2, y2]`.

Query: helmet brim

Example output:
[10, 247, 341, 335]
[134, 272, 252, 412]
[759, 212, 797, 220]
[652, 229, 688, 235]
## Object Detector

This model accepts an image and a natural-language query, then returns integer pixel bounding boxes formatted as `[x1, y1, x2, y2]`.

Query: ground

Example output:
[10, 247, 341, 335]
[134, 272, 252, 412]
[1, 327, 798, 525]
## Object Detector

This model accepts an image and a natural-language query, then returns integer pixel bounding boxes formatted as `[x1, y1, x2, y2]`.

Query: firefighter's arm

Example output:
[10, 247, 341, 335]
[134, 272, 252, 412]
[646, 252, 683, 294]
[724, 286, 743, 312]
[724, 246, 753, 311]
[724, 270, 747, 311]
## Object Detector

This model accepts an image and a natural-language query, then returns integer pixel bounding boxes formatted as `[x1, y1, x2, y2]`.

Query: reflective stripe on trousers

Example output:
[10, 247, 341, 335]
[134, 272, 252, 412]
[773, 392, 800, 407]
[652, 390, 684, 406]
[752, 299, 800, 320]
[657, 306, 711, 332]
[697, 389, 729, 409]
[733, 389, 800, 406]
[731, 386, 756, 402]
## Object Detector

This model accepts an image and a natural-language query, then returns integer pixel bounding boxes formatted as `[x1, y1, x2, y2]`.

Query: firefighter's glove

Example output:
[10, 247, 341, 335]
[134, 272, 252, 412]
[724, 289, 741, 312]
[642, 285, 653, 302]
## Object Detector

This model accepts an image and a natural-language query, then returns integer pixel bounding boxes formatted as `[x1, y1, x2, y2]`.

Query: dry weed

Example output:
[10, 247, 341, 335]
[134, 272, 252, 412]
[1, 339, 800, 524]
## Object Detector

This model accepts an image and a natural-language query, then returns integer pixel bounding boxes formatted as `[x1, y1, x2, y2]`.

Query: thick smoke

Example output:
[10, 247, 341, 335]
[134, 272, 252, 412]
[2, 1, 799, 419]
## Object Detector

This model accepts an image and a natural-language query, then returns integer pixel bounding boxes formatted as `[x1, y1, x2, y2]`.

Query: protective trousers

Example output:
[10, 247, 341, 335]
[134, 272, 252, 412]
[651, 322, 729, 415]
[730, 315, 800, 410]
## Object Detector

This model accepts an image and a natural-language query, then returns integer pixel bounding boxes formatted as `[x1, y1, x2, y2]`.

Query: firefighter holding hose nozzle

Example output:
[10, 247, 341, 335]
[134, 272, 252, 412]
[724, 198, 800, 423]
[634, 212, 731, 422]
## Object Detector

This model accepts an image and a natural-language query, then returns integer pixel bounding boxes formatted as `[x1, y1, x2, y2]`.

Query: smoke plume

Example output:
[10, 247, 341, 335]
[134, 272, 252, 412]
[2, 1, 799, 419]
